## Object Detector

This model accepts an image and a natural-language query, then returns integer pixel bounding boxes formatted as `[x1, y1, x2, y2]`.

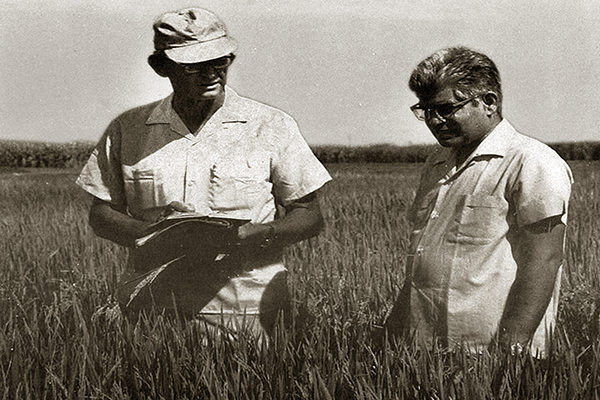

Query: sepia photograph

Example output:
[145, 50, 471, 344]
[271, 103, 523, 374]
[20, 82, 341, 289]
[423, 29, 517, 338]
[1, 0, 599, 398]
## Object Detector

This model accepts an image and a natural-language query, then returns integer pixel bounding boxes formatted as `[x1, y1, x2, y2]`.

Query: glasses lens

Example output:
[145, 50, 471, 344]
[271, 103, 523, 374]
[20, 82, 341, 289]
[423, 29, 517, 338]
[434, 104, 456, 119]
[411, 97, 474, 122]
[211, 57, 233, 68]
[413, 108, 426, 121]
[182, 57, 233, 74]
[410, 105, 426, 121]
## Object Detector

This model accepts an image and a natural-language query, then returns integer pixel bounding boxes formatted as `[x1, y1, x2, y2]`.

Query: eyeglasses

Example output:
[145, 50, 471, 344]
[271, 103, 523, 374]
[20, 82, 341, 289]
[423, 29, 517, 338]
[175, 55, 235, 75]
[410, 97, 477, 122]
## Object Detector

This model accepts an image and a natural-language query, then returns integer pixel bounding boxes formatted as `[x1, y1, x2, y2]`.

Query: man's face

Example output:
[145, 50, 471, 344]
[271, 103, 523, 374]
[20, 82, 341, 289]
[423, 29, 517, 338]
[419, 87, 491, 149]
[168, 56, 232, 102]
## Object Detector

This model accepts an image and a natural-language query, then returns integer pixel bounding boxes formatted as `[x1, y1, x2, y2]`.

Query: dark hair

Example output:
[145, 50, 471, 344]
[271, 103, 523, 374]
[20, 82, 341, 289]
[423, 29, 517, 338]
[409, 46, 502, 111]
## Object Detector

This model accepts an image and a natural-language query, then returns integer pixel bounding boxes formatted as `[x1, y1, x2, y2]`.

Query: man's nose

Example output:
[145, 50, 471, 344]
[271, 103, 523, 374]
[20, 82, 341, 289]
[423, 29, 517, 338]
[198, 65, 217, 76]
[190, 66, 219, 81]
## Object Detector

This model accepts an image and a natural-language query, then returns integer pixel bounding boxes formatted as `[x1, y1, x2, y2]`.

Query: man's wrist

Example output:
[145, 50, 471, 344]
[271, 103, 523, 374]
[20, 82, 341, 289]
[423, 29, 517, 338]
[260, 223, 277, 248]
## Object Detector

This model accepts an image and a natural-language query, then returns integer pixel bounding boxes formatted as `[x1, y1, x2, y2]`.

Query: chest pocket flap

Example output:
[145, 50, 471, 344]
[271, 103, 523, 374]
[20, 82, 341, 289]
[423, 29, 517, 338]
[447, 194, 509, 245]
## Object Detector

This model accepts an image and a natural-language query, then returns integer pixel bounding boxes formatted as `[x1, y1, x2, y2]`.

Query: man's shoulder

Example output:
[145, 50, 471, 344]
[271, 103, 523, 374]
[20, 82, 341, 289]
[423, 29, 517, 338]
[505, 128, 565, 165]
[479, 120, 564, 166]
[497, 126, 572, 186]
[114, 100, 163, 123]
[225, 87, 294, 122]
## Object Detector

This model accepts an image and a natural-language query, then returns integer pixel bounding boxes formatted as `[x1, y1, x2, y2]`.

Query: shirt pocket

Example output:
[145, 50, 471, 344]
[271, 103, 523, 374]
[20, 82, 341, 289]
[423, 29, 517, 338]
[446, 194, 508, 245]
[209, 155, 272, 214]
[123, 168, 164, 212]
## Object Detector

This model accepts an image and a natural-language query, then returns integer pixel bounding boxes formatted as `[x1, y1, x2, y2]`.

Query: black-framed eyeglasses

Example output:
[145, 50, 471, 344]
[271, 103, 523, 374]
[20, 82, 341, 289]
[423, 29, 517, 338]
[410, 97, 477, 122]
[174, 55, 235, 75]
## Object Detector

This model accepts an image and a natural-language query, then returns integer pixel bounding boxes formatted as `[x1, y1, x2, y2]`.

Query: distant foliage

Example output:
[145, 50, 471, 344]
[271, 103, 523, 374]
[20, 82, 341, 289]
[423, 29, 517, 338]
[312, 144, 436, 163]
[1, 140, 599, 168]
[548, 141, 600, 162]
[313, 142, 600, 163]
[0, 140, 95, 169]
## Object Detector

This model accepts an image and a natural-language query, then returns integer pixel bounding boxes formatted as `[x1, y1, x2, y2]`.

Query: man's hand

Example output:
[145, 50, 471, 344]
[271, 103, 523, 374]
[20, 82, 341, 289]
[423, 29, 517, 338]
[131, 201, 196, 222]
[89, 198, 196, 247]
[237, 222, 275, 247]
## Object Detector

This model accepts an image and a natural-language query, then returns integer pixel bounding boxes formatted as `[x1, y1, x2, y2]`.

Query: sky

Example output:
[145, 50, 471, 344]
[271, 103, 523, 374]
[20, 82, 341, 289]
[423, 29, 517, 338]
[1, 0, 599, 147]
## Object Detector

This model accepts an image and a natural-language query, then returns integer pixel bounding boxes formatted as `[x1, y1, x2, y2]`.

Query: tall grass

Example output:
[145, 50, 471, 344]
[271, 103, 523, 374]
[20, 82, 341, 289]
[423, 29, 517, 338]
[0, 162, 599, 399]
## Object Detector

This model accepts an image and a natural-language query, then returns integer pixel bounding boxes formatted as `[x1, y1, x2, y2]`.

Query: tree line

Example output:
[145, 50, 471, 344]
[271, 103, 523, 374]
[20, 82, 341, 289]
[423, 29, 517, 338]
[1, 140, 599, 169]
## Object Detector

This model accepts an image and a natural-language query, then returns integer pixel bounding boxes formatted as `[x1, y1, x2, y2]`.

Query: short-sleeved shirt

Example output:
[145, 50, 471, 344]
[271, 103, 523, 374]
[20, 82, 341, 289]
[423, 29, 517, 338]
[405, 119, 573, 356]
[77, 86, 332, 318]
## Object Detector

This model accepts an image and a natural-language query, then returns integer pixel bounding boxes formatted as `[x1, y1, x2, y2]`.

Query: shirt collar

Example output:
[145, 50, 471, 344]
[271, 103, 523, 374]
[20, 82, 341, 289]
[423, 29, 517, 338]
[213, 86, 250, 123]
[146, 93, 176, 125]
[145, 86, 249, 127]
[432, 118, 516, 166]
[469, 118, 515, 159]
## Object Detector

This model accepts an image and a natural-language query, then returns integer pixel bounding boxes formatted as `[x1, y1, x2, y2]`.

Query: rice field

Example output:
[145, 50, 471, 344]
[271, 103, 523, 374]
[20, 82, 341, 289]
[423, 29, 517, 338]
[0, 161, 599, 399]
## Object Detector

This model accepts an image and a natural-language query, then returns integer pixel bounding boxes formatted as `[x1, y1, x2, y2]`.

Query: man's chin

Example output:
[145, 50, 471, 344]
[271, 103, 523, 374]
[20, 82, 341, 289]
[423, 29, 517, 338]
[436, 137, 463, 148]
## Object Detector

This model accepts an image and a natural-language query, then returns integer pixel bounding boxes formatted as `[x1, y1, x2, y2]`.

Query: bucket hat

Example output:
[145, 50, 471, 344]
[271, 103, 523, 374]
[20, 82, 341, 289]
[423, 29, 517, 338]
[153, 8, 238, 63]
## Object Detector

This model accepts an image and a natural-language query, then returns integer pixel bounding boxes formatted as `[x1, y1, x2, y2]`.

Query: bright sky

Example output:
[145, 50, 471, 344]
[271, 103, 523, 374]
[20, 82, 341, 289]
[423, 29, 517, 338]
[1, 0, 599, 146]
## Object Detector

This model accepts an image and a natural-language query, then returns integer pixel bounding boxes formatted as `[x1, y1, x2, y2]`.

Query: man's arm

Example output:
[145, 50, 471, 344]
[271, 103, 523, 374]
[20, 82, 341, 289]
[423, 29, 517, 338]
[237, 191, 325, 247]
[495, 215, 565, 351]
[88, 197, 194, 248]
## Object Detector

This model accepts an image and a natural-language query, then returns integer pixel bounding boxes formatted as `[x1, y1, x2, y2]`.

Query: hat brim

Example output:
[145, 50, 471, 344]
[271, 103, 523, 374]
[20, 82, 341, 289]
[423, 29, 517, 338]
[164, 36, 238, 64]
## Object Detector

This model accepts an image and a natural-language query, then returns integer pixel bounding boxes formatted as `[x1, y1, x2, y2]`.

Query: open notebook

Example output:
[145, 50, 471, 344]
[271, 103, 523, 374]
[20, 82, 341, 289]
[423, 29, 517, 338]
[135, 213, 249, 247]
[119, 214, 250, 314]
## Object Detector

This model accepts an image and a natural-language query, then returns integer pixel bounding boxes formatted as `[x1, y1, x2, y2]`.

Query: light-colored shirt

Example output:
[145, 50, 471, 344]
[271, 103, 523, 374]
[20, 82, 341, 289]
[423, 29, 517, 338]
[406, 119, 573, 356]
[77, 86, 331, 319]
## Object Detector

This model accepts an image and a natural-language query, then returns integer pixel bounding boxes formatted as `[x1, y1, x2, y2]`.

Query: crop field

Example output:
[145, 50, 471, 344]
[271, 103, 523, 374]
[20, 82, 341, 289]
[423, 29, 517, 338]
[1, 161, 599, 399]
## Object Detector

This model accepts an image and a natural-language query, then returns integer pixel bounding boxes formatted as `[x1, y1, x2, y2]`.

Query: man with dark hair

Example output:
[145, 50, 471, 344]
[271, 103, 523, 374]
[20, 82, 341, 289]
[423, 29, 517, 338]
[385, 46, 572, 356]
[77, 7, 331, 337]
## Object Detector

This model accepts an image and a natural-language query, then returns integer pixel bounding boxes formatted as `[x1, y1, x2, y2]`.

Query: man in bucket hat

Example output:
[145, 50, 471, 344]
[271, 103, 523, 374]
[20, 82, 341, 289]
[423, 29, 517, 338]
[77, 8, 331, 338]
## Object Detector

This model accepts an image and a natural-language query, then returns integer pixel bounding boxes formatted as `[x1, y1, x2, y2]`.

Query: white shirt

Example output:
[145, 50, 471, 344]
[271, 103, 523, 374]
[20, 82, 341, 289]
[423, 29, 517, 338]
[77, 87, 331, 317]
[406, 119, 573, 356]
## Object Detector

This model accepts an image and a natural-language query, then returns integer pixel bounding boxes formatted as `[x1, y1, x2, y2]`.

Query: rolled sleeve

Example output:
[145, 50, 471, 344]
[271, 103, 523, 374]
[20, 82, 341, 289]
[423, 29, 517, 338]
[76, 120, 126, 206]
[271, 115, 331, 205]
[513, 149, 573, 227]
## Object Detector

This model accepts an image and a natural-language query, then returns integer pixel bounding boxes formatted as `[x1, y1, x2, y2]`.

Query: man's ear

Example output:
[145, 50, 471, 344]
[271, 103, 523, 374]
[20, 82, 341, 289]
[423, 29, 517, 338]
[481, 92, 499, 114]
[148, 54, 171, 77]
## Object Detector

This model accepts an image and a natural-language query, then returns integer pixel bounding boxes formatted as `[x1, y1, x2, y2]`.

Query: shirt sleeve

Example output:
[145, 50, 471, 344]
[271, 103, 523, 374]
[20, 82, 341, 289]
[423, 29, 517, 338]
[75, 118, 126, 207]
[512, 146, 573, 227]
[270, 114, 332, 205]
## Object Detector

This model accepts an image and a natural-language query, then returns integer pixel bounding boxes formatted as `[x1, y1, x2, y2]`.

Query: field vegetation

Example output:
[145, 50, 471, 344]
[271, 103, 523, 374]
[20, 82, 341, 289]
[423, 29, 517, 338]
[0, 142, 599, 398]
